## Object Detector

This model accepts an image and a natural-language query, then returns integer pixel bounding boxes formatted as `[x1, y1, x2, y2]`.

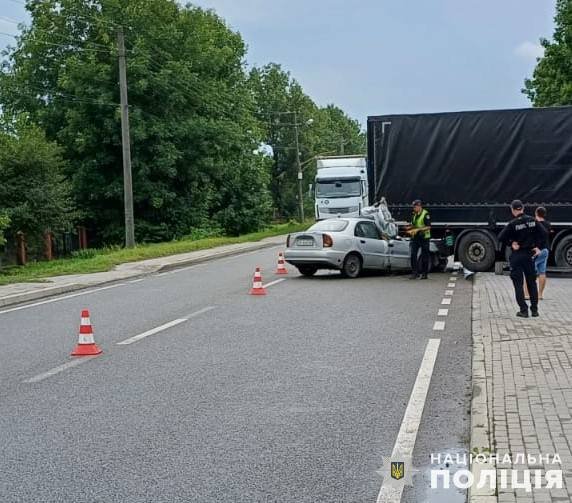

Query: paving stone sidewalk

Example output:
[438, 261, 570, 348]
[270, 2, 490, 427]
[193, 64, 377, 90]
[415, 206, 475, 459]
[472, 273, 572, 503]
[0, 235, 285, 308]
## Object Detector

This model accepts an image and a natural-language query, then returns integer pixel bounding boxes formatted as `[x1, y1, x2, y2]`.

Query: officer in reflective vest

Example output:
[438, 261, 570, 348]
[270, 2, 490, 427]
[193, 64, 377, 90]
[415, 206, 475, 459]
[409, 199, 431, 279]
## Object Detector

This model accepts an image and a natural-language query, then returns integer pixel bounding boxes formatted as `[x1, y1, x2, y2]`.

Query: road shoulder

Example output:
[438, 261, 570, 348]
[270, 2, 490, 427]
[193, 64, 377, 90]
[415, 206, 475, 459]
[0, 235, 285, 308]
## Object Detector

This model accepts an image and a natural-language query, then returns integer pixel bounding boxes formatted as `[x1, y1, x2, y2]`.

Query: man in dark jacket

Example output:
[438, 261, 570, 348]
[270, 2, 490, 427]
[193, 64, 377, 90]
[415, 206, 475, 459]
[498, 200, 548, 317]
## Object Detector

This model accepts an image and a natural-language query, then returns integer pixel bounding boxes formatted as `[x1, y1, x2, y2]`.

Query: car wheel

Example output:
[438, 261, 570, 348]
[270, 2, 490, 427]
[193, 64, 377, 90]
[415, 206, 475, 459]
[297, 265, 318, 277]
[430, 253, 447, 272]
[554, 235, 572, 268]
[494, 261, 506, 275]
[458, 231, 496, 272]
[341, 253, 362, 278]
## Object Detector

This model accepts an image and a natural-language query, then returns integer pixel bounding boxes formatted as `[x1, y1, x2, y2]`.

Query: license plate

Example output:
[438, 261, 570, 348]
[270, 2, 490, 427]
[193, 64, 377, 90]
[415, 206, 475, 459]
[296, 239, 314, 246]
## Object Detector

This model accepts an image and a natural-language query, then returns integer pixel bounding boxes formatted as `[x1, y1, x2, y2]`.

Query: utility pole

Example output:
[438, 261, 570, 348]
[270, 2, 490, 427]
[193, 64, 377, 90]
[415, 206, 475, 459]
[340, 137, 345, 155]
[117, 26, 135, 248]
[293, 112, 304, 223]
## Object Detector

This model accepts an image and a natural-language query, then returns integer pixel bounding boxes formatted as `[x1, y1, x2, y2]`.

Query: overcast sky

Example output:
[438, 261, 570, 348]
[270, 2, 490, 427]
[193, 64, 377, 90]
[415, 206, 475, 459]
[1, 0, 557, 126]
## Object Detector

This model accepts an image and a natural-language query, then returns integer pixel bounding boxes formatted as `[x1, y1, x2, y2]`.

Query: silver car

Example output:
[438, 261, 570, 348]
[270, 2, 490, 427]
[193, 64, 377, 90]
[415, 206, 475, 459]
[284, 218, 444, 278]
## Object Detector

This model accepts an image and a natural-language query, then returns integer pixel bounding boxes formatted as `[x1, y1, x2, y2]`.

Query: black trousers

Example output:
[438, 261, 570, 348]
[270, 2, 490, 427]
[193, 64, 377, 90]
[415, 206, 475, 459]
[509, 250, 538, 312]
[410, 238, 430, 275]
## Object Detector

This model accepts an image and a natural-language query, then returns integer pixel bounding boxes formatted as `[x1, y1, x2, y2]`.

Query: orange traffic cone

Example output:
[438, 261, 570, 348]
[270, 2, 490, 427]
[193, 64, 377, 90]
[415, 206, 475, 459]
[249, 267, 267, 295]
[275, 252, 288, 275]
[71, 309, 103, 356]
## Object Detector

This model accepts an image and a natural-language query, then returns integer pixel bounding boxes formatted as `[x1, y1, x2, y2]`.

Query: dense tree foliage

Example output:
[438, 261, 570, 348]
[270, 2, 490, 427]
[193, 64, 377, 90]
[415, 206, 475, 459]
[524, 0, 572, 106]
[0, 0, 363, 245]
[249, 63, 364, 217]
[0, 119, 75, 238]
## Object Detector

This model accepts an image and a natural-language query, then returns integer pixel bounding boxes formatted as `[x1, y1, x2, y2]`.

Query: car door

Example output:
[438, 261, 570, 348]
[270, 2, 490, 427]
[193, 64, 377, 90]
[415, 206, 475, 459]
[389, 237, 411, 270]
[354, 221, 388, 269]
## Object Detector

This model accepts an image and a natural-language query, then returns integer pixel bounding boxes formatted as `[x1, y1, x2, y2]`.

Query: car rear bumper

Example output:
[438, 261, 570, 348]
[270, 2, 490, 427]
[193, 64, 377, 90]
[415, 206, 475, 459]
[284, 249, 345, 269]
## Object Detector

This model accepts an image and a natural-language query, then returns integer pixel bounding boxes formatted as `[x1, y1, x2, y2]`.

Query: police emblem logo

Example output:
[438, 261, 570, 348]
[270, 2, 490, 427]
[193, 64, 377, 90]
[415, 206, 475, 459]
[390, 461, 405, 480]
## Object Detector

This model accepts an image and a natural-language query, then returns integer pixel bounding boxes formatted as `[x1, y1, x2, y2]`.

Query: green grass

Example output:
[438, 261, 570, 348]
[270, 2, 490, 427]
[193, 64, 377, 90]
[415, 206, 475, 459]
[0, 220, 312, 286]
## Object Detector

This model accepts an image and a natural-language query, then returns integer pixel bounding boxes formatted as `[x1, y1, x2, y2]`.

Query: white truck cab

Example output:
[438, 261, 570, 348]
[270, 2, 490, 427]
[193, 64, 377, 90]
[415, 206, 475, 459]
[314, 156, 368, 220]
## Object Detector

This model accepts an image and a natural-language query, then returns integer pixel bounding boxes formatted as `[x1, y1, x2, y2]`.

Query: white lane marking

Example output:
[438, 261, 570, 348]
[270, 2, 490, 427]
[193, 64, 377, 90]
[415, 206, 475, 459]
[449, 276, 457, 282]
[433, 321, 446, 331]
[447, 283, 456, 288]
[452, 271, 458, 275]
[0, 284, 123, 315]
[117, 319, 187, 345]
[129, 278, 144, 283]
[157, 263, 208, 276]
[263, 278, 286, 288]
[438, 309, 449, 316]
[444, 289, 454, 296]
[181, 306, 216, 320]
[441, 298, 452, 305]
[376, 339, 441, 503]
[24, 356, 99, 383]
[117, 306, 215, 345]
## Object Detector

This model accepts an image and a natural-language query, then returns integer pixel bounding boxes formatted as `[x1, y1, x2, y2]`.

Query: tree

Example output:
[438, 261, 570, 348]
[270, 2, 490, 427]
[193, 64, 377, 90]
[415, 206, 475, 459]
[523, 0, 572, 106]
[249, 63, 365, 217]
[0, 118, 75, 238]
[0, 213, 9, 248]
[1, 0, 271, 242]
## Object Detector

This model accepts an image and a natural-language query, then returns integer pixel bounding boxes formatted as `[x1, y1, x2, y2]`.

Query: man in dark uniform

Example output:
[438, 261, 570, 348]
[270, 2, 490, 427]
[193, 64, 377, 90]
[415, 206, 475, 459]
[408, 199, 431, 280]
[498, 200, 547, 318]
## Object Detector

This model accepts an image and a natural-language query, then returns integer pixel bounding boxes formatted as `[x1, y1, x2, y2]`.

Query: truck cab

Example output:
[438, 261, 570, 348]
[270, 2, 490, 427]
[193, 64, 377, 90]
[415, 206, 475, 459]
[314, 156, 368, 221]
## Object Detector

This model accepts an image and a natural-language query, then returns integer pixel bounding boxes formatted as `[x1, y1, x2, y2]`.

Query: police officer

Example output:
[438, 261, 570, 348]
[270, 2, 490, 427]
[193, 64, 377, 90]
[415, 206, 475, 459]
[409, 199, 431, 279]
[498, 200, 547, 318]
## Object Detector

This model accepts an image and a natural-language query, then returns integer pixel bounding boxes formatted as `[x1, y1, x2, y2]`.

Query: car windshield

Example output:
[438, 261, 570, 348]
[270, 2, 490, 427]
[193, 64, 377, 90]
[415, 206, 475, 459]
[316, 179, 361, 198]
[309, 220, 349, 232]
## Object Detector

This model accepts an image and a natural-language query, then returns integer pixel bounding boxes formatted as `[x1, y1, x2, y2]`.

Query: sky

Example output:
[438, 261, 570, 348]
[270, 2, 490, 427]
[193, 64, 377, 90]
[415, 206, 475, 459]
[0, 0, 557, 127]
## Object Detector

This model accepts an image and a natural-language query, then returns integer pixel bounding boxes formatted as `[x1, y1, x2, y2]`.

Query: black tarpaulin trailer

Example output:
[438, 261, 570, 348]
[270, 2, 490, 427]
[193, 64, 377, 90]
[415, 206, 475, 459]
[367, 106, 572, 271]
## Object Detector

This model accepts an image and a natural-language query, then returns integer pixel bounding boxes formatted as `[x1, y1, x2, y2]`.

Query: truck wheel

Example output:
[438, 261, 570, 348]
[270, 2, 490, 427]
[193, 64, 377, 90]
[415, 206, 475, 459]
[297, 265, 318, 277]
[458, 232, 496, 272]
[554, 236, 572, 268]
[341, 253, 362, 278]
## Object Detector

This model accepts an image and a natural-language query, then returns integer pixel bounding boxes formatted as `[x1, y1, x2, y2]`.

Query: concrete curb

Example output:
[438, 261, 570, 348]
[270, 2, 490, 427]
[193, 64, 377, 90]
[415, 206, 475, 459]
[469, 275, 497, 503]
[155, 239, 282, 273]
[0, 237, 285, 309]
[0, 283, 86, 308]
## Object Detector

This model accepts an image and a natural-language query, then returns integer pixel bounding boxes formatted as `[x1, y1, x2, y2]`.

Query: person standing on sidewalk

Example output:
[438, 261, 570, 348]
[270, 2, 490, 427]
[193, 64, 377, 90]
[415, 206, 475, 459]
[499, 200, 547, 318]
[524, 206, 551, 300]
[407, 199, 431, 280]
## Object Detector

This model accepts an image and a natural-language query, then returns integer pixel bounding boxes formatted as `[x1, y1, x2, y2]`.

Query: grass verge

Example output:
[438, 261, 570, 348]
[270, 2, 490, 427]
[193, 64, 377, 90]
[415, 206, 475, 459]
[0, 220, 311, 286]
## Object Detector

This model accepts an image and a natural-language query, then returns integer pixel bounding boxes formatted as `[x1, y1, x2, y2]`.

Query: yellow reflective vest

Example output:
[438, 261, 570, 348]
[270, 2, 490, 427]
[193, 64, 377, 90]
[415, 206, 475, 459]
[411, 209, 431, 239]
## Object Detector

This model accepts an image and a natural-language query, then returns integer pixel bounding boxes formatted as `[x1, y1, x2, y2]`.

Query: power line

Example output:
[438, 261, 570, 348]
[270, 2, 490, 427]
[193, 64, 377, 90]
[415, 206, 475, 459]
[2, 0, 127, 29]
[0, 30, 116, 54]
[0, 15, 116, 51]
[3, 82, 119, 107]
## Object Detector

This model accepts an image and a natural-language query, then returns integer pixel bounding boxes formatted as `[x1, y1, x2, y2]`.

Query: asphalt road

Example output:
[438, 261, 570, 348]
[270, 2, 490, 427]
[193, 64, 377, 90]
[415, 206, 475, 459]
[0, 246, 472, 503]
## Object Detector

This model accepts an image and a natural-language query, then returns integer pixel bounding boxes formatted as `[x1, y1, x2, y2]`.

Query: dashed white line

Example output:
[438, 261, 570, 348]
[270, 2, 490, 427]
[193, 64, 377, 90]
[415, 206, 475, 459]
[447, 283, 456, 288]
[376, 338, 441, 503]
[433, 321, 446, 331]
[128, 278, 144, 284]
[117, 318, 188, 346]
[0, 284, 123, 315]
[263, 278, 286, 288]
[441, 298, 452, 305]
[445, 289, 454, 296]
[438, 309, 449, 316]
[117, 306, 215, 346]
[24, 356, 99, 383]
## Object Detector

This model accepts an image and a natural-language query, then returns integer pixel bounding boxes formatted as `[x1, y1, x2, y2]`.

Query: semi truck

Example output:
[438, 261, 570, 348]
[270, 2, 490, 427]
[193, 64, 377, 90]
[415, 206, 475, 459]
[367, 106, 572, 272]
[314, 155, 368, 220]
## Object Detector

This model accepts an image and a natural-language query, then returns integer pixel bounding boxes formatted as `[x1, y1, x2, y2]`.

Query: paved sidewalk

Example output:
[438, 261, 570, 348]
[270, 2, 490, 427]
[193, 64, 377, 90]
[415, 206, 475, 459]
[0, 235, 285, 308]
[471, 273, 572, 503]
